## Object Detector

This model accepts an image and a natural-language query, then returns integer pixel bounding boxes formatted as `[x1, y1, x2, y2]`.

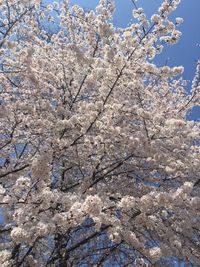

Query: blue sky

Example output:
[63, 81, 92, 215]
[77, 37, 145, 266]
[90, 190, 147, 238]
[71, 0, 200, 120]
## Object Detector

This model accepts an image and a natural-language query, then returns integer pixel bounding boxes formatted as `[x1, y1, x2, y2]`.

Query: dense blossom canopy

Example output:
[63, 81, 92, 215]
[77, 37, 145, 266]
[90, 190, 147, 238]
[0, 0, 200, 266]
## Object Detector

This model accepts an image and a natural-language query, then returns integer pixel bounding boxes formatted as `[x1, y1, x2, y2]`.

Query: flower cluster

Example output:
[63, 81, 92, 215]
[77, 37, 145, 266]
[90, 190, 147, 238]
[0, 0, 199, 266]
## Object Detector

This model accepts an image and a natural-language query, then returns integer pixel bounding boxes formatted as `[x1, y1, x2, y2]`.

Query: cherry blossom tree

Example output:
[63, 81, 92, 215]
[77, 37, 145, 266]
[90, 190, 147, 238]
[0, 0, 200, 266]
